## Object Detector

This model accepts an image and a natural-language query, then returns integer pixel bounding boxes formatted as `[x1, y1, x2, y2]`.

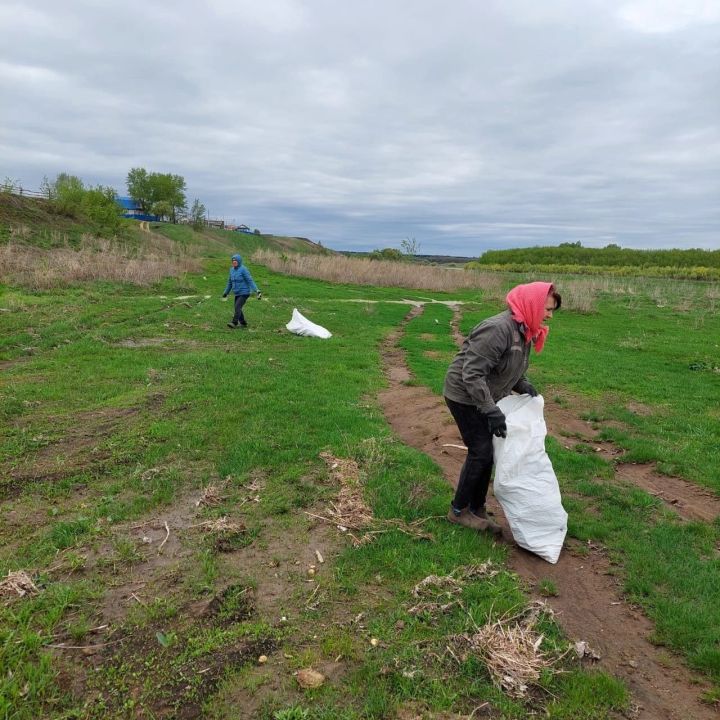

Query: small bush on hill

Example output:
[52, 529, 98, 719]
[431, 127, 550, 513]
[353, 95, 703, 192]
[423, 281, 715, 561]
[49, 173, 123, 236]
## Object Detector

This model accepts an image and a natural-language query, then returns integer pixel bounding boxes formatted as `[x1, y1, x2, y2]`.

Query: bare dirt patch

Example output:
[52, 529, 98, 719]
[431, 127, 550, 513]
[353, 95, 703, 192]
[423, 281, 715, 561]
[1, 406, 139, 498]
[378, 305, 718, 720]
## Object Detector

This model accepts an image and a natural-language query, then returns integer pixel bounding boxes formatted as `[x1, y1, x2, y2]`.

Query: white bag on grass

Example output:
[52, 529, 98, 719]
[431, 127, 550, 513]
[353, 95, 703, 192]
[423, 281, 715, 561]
[493, 394, 567, 563]
[286, 308, 332, 339]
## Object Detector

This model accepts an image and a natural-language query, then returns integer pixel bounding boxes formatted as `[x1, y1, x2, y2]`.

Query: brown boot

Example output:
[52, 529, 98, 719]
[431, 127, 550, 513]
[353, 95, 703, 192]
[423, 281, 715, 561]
[471, 507, 502, 535]
[447, 506, 492, 532]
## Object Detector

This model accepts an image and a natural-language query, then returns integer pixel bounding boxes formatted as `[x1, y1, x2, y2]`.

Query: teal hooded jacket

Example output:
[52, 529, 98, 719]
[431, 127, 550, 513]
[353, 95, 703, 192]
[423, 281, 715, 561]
[223, 254, 259, 296]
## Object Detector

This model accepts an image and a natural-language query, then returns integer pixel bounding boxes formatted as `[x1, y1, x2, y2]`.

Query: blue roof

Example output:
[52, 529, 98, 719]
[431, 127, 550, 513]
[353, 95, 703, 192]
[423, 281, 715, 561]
[116, 196, 140, 210]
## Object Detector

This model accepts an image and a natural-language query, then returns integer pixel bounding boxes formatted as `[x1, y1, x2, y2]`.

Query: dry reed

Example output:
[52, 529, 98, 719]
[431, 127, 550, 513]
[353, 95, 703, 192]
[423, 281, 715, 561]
[251, 249, 505, 296]
[0, 238, 201, 289]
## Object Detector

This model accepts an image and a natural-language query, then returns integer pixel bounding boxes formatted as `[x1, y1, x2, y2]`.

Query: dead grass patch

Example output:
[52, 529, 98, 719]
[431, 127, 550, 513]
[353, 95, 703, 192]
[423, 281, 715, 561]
[408, 563, 499, 617]
[452, 601, 555, 698]
[0, 570, 39, 602]
[0, 238, 201, 289]
[252, 249, 505, 295]
[313, 452, 433, 547]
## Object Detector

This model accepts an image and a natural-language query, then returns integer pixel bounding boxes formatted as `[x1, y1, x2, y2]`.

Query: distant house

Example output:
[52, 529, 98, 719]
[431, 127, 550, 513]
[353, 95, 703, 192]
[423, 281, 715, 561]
[116, 196, 159, 222]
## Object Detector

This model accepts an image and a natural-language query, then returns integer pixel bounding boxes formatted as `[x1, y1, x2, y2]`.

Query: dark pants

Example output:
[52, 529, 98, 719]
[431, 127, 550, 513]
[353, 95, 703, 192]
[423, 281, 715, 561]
[445, 397, 494, 512]
[232, 294, 250, 326]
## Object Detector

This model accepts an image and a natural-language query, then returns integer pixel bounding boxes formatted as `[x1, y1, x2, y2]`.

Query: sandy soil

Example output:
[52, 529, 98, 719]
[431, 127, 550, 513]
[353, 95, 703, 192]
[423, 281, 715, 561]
[378, 305, 718, 720]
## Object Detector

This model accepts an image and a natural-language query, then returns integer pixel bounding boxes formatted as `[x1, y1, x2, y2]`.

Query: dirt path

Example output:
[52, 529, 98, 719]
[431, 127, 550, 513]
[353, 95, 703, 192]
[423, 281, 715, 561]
[378, 305, 717, 720]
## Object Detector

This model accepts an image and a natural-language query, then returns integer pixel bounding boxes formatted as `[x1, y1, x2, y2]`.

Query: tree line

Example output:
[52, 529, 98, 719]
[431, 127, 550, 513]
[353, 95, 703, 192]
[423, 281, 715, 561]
[35, 169, 209, 235]
[472, 242, 720, 269]
[125, 167, 205, 227]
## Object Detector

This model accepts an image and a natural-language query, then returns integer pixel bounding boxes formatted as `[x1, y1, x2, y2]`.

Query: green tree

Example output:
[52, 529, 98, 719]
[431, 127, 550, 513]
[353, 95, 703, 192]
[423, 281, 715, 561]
[126, 167, 151, 212]
[369, 247, 403, 261]
[47, 173, 122, 234]
[127, 168, 187, 221]
[82, 185, 122, 233]
[150, 200, 173, 222]
[190, 198, 206, 230]
[148, 173, 186, 222]
[53, 173, 85, 215]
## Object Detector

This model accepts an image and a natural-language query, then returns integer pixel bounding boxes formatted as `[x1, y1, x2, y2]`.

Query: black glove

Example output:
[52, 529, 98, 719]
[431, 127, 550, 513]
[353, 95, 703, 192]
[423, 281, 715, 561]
[485, 407, 507, 438]
[514, 379, 538, 397]
[222, 294, 228, 299]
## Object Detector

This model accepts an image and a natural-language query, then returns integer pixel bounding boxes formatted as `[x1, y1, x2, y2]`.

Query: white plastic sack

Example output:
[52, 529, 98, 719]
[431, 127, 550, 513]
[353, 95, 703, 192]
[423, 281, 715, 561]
[493, 394, 567, 563]
[285, 308, 332, 339]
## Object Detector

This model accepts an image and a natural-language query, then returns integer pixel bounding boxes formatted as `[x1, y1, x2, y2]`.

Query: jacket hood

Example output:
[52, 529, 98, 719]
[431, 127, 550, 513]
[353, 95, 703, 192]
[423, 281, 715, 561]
[231, 253, 243, 266]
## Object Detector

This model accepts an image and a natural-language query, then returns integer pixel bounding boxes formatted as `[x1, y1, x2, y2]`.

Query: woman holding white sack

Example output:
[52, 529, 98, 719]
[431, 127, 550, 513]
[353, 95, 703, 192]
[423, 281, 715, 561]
[443, 281, 561, 534]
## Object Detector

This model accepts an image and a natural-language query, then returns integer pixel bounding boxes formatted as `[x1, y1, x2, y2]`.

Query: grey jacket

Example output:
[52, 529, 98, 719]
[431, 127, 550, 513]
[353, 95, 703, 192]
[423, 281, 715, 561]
[443, 310, 531, 412]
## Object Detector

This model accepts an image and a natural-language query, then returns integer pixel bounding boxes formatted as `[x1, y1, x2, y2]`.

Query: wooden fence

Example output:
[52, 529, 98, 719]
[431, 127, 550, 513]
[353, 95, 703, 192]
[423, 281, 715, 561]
[1, 185, 49, 199]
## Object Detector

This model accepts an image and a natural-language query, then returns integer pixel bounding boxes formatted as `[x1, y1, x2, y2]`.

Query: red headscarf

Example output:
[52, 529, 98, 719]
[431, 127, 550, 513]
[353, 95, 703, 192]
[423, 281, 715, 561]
[505, 281, 555, 353]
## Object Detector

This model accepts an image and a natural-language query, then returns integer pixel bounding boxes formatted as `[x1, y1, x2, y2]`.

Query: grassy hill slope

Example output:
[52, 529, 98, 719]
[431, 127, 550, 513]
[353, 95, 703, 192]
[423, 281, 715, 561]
[0, 193, 329, 289]
[0, 193, 327, 257]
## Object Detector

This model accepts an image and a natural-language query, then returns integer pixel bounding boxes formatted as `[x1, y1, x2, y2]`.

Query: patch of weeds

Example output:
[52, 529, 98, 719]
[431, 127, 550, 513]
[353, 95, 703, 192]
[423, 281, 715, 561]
[205, 584, 255, 625]
[274, 707, 310, 720]
[210, 524, 258, 553]
[128, 597, 179, 626]
[320, 628, 361, 662]
[47, 516, 95, 551]
[91, 626, 277, 719]
[112, 536, 143, 566]
[700, 687, 720, 706]
[538, 579, 559, 598]
[185, 547, 218, 596]
[65, 614, 93, 643]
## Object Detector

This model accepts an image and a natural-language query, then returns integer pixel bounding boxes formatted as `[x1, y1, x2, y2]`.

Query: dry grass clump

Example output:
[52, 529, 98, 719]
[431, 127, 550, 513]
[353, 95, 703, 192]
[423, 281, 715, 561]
[0, 571, 39, 602]
[319, 451, 374, 532]
[0, 238, 200, 289]
[453, 602, 553, 698]
[313, 451, 433, 546]
[408, 563, 499, 617]
[252, 249, 504, 296]
[196, 484, 226, 508]
[193, 517, 245, 534]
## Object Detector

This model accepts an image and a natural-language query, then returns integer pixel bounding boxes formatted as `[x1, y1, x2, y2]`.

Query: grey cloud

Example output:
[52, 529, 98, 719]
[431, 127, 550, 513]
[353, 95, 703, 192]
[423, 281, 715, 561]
[1, 1, 719, 254]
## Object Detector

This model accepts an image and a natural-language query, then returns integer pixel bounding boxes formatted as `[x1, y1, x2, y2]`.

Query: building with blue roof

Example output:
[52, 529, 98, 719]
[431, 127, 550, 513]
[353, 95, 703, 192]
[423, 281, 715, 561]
[116, 196, 159, 222]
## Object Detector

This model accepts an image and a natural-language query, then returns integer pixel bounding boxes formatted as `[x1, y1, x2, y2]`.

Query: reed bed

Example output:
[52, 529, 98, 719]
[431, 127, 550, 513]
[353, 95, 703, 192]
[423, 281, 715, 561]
[0, 237, 200, 289]
[251, 249, 505, 296]
[252, 249, 717, 313]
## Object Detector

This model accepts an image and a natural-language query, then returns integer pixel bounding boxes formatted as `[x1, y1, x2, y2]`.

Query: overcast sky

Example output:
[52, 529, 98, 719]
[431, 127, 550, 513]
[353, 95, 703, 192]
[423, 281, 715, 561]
[1, 1, 719, 255]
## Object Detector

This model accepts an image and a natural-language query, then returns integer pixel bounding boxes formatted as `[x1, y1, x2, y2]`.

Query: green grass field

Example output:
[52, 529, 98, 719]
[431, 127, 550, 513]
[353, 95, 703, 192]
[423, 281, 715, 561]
[1, 209, 719, 718]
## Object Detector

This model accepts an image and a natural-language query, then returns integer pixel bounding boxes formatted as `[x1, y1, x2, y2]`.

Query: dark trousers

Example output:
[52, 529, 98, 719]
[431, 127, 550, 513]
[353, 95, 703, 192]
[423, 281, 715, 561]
[232, 294, 250, 325]
[445, 397, 494, 512]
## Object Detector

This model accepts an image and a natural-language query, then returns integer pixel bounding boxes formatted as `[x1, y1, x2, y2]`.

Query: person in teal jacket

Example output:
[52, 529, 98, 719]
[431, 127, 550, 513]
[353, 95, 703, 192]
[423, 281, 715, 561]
[222, 254, 261, 328]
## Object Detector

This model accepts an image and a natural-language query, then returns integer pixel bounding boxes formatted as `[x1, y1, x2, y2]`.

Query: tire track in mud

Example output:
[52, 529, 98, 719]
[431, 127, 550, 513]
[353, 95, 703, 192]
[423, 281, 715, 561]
[378, 305, 717, 720]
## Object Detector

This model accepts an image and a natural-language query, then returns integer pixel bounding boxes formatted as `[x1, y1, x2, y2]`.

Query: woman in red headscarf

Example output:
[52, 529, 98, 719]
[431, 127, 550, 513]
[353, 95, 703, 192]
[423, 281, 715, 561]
[443, 281, 561, 533]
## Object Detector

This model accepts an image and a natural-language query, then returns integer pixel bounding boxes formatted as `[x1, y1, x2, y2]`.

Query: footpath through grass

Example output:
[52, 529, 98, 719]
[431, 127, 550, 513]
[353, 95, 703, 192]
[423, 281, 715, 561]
[401, 288, 720, 696]
[0, 264, 627, 718]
